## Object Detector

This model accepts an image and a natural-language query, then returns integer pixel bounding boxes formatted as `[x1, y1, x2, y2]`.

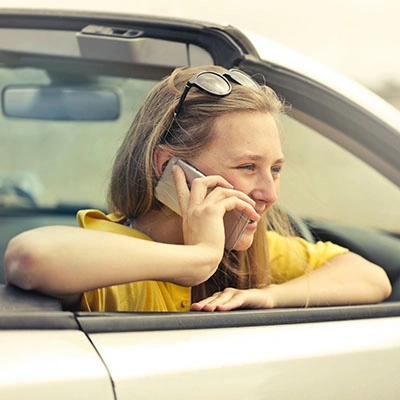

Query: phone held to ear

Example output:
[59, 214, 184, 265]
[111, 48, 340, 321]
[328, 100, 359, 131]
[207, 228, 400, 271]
[155, 157, 250, 250]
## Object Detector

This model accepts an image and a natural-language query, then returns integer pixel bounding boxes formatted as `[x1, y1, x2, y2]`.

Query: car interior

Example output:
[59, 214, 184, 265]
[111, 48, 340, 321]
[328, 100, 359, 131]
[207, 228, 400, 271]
[0, 11, 399, 321]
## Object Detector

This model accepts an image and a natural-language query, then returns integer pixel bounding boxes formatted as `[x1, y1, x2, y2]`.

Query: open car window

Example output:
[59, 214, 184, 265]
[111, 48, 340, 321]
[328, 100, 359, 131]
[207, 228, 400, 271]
[279, 116, 400, 234]
[0, 11, 399, 311]
[1, 10, 400, 400]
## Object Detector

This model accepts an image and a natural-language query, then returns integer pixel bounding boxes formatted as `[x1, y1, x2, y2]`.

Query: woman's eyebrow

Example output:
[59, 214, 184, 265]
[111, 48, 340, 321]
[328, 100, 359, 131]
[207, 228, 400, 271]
[232, 154, 285, 163]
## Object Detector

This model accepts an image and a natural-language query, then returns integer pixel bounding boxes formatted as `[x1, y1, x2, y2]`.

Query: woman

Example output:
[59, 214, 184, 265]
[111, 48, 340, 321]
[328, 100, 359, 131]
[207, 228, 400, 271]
[4, 65, 391, 311]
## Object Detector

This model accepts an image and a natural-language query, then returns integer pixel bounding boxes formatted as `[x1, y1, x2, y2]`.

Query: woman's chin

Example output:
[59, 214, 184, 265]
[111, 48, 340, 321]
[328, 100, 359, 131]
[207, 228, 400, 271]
[231, 231, 255, 251]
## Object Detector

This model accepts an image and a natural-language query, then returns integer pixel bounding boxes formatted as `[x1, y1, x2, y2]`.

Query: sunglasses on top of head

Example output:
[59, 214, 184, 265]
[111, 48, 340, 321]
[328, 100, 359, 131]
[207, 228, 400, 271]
[173, 68, 260, 117]
[159, 68, 260, 144]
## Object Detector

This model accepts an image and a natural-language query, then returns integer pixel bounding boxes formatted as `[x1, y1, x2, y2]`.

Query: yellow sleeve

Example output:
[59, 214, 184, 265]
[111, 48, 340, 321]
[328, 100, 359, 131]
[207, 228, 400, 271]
[267, 231, 349, 284]
[75, 209, 192, 312]
[76, 209, 151, 240]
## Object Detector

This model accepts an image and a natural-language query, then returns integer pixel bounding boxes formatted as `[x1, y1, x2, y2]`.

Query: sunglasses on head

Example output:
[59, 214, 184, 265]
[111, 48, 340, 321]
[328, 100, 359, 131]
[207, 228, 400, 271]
[174, 68, 259, 117]
[160, 68, 259, 143]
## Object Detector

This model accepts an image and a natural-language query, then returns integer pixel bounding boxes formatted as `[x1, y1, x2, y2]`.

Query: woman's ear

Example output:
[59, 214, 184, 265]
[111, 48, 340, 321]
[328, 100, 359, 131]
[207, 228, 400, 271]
[153, 145, 172, 178]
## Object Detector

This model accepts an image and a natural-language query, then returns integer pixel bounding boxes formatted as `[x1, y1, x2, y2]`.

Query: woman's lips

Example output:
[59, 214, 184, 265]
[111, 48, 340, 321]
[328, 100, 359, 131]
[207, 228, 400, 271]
[246, 219, 257, 231]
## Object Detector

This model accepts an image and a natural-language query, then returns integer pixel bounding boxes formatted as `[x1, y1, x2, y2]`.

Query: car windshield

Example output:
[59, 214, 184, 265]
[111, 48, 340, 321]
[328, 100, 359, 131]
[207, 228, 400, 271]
[2, 59, 400, 236]
[0, 62, 158, 211]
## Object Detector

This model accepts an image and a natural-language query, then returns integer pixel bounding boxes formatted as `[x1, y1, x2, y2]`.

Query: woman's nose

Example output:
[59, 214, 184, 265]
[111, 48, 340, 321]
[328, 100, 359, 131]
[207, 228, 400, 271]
[251, 174, 279, 206]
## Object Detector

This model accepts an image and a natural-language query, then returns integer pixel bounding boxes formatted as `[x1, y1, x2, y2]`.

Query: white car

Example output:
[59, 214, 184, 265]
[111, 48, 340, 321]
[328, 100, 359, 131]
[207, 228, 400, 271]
[0, 8, 400, 400]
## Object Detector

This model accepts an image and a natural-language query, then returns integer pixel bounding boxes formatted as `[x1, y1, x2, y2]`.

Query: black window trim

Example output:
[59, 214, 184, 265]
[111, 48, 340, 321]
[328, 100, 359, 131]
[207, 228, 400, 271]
[240, 59, 400, 188]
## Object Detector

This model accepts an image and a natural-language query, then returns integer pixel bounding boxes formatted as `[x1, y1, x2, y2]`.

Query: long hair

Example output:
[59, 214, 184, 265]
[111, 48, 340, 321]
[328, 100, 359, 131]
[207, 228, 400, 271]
[108, 65, 291, 301]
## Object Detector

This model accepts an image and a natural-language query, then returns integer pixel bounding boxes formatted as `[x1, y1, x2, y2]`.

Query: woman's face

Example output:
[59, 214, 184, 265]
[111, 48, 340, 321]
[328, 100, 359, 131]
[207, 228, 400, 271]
[191, 111, 284, 250]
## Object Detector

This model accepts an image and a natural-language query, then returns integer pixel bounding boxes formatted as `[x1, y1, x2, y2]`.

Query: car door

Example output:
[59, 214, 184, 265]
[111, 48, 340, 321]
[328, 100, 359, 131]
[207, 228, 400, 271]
[1, 9, 400, 400]
[76, 308, 400, 400]
[0, 287, 115, 400]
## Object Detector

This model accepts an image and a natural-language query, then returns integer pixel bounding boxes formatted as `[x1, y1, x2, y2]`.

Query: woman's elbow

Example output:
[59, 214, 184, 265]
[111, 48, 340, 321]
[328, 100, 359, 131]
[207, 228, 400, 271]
[338, 252, 392, 304]
[4, 231, 47, 290]
[374, 266, 392, 302]
[362, 258, 392, 303]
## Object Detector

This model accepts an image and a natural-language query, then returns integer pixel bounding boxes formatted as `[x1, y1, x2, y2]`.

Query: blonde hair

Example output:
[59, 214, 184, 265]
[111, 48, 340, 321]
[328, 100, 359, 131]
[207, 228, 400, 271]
[108, 65, 292, 301]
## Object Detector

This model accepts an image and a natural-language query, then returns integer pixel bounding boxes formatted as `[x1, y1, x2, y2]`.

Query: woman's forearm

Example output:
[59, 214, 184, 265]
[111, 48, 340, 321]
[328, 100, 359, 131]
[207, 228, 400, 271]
[191, 252, 392, 312]
[4, 226, 222, 298]
[264, 252, 392, 307]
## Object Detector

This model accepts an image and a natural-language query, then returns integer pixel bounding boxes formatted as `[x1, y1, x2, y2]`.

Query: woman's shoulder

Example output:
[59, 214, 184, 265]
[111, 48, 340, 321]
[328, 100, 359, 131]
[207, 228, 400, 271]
[76, 209, 152, 240]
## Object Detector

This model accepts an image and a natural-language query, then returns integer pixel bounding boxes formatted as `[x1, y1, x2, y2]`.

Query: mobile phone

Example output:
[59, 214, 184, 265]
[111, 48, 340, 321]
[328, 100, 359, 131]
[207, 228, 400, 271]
[155, 157, 250, 250]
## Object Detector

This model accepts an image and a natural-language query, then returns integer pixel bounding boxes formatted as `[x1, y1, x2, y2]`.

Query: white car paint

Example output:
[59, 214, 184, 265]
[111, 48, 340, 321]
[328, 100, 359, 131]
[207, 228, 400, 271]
[90, 317, 400, 400]
[0, 330, 114, 400]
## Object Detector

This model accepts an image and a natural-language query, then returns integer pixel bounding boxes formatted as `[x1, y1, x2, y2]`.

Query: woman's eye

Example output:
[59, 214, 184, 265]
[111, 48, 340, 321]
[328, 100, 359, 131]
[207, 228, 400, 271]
[271, 165, 282, 175]
[238, 164, 255, 171]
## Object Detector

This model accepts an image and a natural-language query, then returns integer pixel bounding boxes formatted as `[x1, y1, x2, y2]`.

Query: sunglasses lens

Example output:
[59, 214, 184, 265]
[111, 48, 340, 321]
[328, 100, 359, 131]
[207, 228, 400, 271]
[196, 72, 231, 95]
[228, 69, 259, 90]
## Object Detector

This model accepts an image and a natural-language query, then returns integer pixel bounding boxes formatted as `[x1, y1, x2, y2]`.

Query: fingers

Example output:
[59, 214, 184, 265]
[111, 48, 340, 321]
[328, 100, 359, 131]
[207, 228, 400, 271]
[172, 165, 259, 222]
[172, 164, 234, 206]
[172, 165, 190, 213]
[191, 287, 247, 312]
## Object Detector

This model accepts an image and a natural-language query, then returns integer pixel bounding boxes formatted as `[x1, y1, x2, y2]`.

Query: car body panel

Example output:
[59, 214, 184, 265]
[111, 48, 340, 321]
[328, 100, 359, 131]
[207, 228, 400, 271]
[0, 330, 114, 400]
[88, 317, 400, 400]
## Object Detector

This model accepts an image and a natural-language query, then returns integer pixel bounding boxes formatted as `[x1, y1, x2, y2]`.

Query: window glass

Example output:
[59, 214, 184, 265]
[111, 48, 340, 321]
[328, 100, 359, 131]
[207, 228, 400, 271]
[0, 65, 158, 209]
[2, 64, 399, 235]
[278, 116, 400, 233]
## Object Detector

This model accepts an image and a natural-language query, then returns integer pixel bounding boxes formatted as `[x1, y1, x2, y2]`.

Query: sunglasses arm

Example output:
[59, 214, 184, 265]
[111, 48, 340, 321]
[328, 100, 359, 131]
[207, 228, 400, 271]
[174, 83, 192, 117]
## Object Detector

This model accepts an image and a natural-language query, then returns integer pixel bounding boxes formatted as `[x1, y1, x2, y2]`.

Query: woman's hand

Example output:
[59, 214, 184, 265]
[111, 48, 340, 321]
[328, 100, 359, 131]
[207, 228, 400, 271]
[190, 287, 277, 312]
[173, 164, 259, 249]
[172, 164, 260, 285]
[191, 252, 392, 312]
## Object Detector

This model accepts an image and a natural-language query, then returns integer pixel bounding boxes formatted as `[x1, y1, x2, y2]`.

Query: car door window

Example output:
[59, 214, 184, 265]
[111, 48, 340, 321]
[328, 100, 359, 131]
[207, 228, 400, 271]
[278, 115, 400, 233]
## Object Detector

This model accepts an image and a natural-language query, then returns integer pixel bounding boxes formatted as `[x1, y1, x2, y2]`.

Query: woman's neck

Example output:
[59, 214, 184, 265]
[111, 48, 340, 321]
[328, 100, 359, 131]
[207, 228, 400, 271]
[133, 208, 184, 244]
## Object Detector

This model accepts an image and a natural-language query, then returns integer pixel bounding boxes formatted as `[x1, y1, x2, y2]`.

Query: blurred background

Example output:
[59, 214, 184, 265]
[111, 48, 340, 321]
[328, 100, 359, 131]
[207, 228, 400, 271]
[1, 0, 399, 108]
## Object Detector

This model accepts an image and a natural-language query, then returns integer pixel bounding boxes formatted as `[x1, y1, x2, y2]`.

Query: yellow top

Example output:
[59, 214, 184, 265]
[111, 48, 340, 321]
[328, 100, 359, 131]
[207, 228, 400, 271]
[77, 209, 348, 312]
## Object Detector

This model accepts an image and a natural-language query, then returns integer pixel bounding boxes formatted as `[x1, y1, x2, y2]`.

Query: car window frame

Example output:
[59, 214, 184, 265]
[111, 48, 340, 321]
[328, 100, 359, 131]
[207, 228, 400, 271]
[239, 59, 400, 188]
[0, 10, 399, 333]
